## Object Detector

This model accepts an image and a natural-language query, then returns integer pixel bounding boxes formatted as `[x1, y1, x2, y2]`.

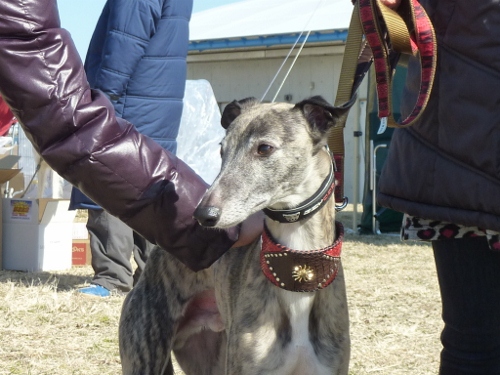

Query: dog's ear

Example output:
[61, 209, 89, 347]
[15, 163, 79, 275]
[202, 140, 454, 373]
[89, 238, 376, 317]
[294, 95, 351, 134]
[221, 97, 259, 129]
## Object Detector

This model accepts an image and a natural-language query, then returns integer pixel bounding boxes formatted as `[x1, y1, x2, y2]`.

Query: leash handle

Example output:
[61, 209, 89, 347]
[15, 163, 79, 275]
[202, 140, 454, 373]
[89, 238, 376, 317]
[359, 0, 437, 127]
[329, 0, 436, 205]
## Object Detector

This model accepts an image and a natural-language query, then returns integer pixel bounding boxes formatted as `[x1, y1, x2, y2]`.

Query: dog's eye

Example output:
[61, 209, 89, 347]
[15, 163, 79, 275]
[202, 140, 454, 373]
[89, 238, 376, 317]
[257, 144, 274, 156]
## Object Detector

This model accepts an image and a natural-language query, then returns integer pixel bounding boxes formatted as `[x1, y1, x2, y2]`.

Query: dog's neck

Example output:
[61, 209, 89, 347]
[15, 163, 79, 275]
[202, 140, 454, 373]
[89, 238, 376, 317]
[264, 148, 336, 251]
[261, 148, 342, 292]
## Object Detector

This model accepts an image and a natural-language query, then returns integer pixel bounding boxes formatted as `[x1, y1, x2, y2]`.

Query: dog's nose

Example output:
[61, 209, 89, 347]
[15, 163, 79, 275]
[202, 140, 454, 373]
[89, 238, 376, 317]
[193, 206, 221, 227]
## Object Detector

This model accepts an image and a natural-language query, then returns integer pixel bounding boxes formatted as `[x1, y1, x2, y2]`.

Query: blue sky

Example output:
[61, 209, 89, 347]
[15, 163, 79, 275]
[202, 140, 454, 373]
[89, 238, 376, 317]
[58, 0, 243, 59]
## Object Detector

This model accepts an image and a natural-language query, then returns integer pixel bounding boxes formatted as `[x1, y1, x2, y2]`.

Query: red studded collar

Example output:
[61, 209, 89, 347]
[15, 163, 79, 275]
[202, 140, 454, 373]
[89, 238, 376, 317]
[260, 221, 343, 292]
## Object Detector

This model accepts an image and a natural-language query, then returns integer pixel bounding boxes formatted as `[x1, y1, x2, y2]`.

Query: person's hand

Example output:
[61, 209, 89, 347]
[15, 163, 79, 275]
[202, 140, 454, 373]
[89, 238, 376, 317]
[379, 0, 401, 9]
[231, 211, 264, 248]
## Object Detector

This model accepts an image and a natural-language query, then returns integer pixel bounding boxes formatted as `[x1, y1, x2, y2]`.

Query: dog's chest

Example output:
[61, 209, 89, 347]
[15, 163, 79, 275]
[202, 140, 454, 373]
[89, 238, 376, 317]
[213, 244, 337, 375]
[284, 291, 314, 344]
[279, 292, 332, 374]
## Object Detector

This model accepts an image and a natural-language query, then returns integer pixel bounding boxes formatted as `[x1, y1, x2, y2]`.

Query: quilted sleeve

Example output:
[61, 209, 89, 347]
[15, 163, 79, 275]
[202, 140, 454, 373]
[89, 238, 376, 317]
[0, 0, 239, 271]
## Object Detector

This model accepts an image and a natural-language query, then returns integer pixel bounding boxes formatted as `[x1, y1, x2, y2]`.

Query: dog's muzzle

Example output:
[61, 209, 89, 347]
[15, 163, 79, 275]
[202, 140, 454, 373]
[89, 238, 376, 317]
[193, 206, 221, 227]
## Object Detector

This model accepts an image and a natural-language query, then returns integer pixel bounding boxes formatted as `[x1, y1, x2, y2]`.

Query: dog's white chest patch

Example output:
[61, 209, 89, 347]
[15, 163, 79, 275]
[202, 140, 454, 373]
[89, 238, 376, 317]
[279, 292, 331, 375]
[285, 292, 313, 343]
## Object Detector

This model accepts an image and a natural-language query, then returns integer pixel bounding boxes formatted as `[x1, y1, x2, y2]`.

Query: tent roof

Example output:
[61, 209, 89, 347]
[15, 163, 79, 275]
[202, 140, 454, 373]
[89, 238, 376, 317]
[190, 0, 353, 42]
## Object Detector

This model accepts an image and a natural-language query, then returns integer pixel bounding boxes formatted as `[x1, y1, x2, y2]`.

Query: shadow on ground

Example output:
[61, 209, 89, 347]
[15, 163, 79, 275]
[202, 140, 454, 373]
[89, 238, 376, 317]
[0, 268, 93, 291]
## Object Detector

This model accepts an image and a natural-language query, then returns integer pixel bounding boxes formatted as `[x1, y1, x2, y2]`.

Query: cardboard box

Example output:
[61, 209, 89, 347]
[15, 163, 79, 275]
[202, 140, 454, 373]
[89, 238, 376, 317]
[0, 155, 21, 185]
[72, 239, 91, 266]
[2, 198, 76, 271]
[72, 221, 89, 240]
[0, 155, 21, 268]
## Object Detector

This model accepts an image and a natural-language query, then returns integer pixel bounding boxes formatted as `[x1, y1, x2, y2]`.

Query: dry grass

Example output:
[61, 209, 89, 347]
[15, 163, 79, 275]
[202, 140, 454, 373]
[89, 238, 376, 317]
[0, 267, 123, 375]
[0, 206, 442, 374]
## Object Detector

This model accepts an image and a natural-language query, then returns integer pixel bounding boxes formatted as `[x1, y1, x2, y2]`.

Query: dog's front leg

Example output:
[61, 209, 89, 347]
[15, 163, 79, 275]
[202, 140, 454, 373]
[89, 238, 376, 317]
[119, 248, 212, 375]
[119, 249, 179, 375]
[308, 265, 351, 375]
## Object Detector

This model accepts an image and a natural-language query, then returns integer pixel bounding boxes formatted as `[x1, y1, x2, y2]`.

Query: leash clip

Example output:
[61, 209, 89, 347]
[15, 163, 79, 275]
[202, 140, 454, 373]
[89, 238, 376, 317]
[377, 117, 388, 134]
[335, 196, 349, 212]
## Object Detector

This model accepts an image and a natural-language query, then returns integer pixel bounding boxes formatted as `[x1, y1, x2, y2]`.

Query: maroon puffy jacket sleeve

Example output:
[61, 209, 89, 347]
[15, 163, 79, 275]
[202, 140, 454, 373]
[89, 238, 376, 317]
[0, 0, 238, 271]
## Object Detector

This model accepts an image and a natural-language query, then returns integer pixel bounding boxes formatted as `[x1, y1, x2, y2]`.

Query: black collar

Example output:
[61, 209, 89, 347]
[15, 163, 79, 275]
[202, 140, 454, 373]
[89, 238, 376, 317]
[263, 155, 336, 223]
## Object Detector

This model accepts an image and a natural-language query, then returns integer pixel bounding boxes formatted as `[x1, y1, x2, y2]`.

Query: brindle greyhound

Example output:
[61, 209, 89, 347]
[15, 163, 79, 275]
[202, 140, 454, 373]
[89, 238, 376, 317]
[119, 96, 351, 375]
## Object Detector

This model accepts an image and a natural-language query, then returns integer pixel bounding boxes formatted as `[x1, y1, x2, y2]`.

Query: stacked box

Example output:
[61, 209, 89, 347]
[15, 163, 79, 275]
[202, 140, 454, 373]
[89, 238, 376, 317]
[0, 154, 22, 269]
[72, 220, 91, 267]
[2, 198, 76, 271]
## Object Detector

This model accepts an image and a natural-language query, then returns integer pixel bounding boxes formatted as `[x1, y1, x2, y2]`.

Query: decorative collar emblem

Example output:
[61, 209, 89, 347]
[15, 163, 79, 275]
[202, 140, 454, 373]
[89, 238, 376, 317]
[260, 221, 344, 292]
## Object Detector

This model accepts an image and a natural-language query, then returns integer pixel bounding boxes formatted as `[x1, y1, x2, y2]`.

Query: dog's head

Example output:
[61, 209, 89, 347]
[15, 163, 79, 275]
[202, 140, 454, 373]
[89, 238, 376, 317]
[193, 96, 349, 228]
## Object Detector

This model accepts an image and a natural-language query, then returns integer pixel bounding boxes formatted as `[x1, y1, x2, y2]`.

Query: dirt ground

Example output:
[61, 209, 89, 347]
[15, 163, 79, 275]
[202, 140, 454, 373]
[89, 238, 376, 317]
[0, 206, 442, 374]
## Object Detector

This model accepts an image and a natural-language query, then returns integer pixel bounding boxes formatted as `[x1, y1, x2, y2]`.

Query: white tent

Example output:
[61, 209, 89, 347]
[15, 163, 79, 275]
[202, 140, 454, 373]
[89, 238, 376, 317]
[190, 0, 353, 41]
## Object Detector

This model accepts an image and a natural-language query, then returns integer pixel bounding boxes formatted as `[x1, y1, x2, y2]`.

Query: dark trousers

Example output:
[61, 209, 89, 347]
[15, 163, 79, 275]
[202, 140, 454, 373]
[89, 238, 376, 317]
[433, 237, 500, 375]
[86, 209, 155, 292]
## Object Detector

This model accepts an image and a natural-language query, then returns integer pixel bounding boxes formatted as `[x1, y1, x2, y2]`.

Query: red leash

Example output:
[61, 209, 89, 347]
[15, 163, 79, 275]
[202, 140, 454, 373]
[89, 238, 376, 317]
[330, 0, 437, 205]
[359, 0, 437, 129]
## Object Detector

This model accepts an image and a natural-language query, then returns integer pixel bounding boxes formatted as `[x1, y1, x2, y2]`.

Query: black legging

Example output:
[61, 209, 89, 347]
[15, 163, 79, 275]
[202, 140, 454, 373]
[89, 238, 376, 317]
[433, 237, 500, 375]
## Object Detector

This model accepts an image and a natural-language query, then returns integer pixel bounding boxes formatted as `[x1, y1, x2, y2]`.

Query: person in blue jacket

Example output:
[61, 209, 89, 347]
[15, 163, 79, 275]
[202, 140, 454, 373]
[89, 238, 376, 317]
[72, 0, 193, 297]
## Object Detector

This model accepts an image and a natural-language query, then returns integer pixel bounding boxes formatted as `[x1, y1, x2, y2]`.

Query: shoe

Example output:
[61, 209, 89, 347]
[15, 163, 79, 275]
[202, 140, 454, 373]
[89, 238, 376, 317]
[78, 284, 111, 297]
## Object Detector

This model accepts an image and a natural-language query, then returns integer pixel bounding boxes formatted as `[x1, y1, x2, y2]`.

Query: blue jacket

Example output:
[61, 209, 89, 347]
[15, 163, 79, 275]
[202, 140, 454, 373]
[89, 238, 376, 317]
[71, 0, 192, 209]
